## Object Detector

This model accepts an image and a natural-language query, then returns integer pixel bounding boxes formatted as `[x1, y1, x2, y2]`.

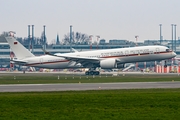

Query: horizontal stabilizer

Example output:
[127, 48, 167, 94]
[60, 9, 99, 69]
[11, 59, 28, 65]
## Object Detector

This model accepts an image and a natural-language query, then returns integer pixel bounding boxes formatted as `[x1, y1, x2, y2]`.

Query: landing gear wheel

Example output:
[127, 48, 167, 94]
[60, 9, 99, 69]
[90, 71, 94, 75]
[85, 71, 89, 75]
[95, 71, 100, 75]
[85, 71, 100, 75]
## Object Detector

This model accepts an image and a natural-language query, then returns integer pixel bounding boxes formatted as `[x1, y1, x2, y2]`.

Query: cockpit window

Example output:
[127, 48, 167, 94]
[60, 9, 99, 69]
[166, 49, 171, 52]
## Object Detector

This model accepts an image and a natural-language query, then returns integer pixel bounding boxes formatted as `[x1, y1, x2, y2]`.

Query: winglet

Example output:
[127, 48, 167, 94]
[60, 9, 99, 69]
[72, 48, 79, 52]
[41, 48, 51, 55]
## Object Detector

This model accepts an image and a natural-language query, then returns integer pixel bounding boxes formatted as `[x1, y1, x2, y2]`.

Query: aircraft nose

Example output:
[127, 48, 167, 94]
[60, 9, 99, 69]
[172, 52, 177, 57]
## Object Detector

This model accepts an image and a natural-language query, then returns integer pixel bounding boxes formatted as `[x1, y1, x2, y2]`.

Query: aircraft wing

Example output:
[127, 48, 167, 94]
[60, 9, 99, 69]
[72, 48, 79, 52]
[42, 48, 100, 65]
[47, 52, 122, 67]
[52, 54, 102, 67]
[54, 54, 101, 63]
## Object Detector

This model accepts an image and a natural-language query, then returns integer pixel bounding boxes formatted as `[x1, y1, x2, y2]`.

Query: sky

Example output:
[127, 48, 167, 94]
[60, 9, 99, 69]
[0, 0, 180, 43]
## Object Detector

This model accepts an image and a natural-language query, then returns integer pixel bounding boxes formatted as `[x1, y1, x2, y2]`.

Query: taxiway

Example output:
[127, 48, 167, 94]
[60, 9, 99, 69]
[0, 82, 180, 92]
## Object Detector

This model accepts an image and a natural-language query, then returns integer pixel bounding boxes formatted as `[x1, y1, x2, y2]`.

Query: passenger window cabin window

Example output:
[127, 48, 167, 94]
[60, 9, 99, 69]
[140, 50, 143, 54]
[149, 51, 154, 54]
[130, 50, 135, 55]
[135, 50, 139, 54]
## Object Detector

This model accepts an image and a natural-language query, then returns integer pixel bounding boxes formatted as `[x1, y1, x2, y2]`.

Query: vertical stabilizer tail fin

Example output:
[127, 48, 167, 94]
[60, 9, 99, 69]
[5, 37, 35, 59]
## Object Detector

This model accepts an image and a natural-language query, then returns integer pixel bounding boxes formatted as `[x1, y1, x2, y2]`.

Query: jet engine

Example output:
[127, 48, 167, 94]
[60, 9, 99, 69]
[100, 59, 125, 69]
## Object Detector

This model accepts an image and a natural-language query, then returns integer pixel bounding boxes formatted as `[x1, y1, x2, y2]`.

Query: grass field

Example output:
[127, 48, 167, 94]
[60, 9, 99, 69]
[0, 89, 180, 120]
[0, 74, 180, 84]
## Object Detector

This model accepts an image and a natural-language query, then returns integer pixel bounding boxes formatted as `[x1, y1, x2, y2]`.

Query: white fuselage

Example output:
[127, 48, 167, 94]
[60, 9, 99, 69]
[18, 45, 176, 69]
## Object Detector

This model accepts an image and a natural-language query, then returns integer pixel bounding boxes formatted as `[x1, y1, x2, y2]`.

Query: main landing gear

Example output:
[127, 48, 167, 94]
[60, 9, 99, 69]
[85, 68, 100, 75]
[85, 70, 100, 75]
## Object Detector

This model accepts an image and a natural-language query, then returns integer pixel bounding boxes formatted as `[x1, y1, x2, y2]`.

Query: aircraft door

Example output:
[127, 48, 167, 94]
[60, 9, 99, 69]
[40, 58, 43, 64]
[125, 50, 129, 56]
[156, 48, 160, 54]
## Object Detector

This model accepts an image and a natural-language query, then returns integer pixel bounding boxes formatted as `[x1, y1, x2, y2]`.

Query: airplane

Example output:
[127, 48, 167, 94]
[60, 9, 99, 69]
[5, 36, 176, 75]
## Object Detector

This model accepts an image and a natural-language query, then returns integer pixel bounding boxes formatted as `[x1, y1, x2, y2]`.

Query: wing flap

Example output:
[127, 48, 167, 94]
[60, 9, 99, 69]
[53, 54, 101, 64]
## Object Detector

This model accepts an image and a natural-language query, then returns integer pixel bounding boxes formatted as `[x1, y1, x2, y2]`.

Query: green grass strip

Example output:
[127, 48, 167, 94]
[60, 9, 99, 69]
[0, 75, 180, 84]
[0, 89, 180, 120]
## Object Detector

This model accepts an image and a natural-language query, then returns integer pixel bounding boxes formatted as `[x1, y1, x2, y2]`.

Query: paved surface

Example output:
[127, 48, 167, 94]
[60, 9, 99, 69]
[0, 71, 180, 76]
[0, 71, 180, 92]
[0, 82, 180, 92]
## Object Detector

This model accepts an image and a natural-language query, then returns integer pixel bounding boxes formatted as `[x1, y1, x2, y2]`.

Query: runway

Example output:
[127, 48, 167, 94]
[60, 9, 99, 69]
[0, 81, 180, 92]
[0, 71, 180, 76]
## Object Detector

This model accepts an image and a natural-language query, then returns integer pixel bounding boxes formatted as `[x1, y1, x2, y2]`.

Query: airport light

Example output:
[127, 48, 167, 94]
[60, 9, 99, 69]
[89, 35, 93, 49]
[135, 35, 139, 71]
[96, 35, 100, 49]
[70, 25, 73, 52]
[31, 25, 34, 53]
[43, 25, 46, 50]
[28, 25, 31, 51]
[171, 24, 174, 51]
[135, 35, 139, 46]
[174, 24, 177, 52]
[159, 24, 162, 45]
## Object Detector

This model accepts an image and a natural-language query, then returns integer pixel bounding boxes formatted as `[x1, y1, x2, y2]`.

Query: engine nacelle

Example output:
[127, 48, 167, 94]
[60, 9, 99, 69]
[100, 59, 125, 69]
[100, 59, 116, 69]
[100, 59, 124, 69]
